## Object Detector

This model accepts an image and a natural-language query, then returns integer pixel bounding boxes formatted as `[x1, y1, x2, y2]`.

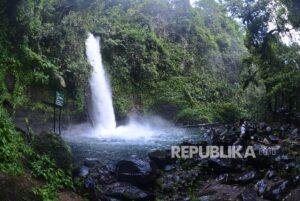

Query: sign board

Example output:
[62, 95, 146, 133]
[55, 91, 64, 107]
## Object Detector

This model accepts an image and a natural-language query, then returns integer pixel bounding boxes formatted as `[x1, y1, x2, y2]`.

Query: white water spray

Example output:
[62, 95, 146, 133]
[86, 33, 116, 130]
[79, 32, 181, 141]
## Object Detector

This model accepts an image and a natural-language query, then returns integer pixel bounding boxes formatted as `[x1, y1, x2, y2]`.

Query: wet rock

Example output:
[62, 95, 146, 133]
[290, 175, 300, 186]
[259, 122, 268, 130]
[198, 195, 210, 201]
[239, 188, 257, 201]
[250, 134, 259, 142]
[255, 179, 268, 195]
[104, 182, 154, 201]
[84, 176, 95, 189]
[163, 165, 176, 172]
[74, 166, 89, 178]
[212, 127, 238, 146]
[84, 158, 102, 168]
[148, 150, 173, 169]
[266, 126, 272, 134]
[235, 171, 256, 185]
[116, 160, 157, 187]
[290, 128, 299, 140]
[266, 170, 277, 179]
[217, 173, 235, 184]
[268, 135, 279, 144]
[265, 180, 290, 200]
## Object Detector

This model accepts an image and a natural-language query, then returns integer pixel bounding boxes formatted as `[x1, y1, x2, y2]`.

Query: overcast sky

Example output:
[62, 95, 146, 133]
[190, 0, 197, 6]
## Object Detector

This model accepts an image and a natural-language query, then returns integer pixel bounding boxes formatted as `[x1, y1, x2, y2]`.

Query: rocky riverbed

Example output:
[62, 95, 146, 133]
[67, 121, 300, 201]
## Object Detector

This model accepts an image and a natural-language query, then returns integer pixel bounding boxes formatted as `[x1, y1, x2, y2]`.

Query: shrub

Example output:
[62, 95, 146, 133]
[0, 107, 31, 174]
[213, 102, 241, 124]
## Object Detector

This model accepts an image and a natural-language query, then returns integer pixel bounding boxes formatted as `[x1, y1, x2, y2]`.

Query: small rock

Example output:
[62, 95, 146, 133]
[163, 165, 176, 172]
[239, 188, 257, 201]
[268, 135, 279, 144]
[255, 179, 268, 195]
[104, 182, 154, 201]
[76, 166, 89, 178]
[290, 175, 300, 186]
[259, 122, 268, 130]
[217, 173, 234, 184]
[235, 171, 256, 185]
[266, 170, 277, 179]
[198, 195, 210, 201]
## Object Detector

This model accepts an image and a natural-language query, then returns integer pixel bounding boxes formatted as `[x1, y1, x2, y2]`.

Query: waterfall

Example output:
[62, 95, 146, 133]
[85, 33, 116, 130]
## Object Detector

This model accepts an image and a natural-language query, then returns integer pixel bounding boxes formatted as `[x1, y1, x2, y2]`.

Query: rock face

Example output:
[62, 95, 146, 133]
[116, 160, 158, 187]
[104, 183, 154, 201]
[32, 132, 73, 172]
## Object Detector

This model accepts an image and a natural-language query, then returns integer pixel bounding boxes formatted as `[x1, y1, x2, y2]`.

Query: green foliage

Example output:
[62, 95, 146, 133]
[0, 0, 246, 122]
[225, 0, 300, 115]
[213, 102, 241, 124]
[0, 107, 74, 200]
[31, 155, 73, 201]
[0, 107, 31, 174]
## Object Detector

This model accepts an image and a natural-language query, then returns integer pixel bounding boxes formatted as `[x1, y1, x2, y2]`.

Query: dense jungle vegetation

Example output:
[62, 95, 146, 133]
[0, 0, 299, 200]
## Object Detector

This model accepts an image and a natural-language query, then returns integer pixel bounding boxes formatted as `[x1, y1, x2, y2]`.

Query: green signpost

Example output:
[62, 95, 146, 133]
[54, 91, 64, 135]
[55, 91, 64, 107]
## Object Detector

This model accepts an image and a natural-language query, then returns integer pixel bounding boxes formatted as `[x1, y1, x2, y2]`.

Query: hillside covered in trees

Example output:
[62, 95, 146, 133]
[0, 0, 248, 124]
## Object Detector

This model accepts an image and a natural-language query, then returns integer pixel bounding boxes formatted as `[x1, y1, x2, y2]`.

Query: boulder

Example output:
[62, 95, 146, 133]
[266, 170, 277, 179]
[234, 171, 257, 185]
[104, 182, 154, 201]
[259, 122, 268, 130]
[217, 173, 235, 184]
[255, 179, 269, 195]
[74, 166, 89, 178]
[115, 160, 157, 187]
[148, 150, 173, 169]
[265, 180, 290, 200]
[267, 135, 279, 144]
[212, 127, 238, 146]
[32, 132, 73, 172]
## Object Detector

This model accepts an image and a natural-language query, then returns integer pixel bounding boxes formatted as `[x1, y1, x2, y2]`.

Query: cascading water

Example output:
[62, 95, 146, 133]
[86, 33, 116, 131]
[63, 32, 207, 162]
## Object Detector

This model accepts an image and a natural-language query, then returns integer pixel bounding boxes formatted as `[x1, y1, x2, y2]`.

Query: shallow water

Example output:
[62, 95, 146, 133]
[63, 120, 210, 164]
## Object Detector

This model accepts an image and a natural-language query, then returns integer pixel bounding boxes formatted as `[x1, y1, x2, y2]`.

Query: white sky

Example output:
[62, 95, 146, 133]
[190, 0, 197, 7]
